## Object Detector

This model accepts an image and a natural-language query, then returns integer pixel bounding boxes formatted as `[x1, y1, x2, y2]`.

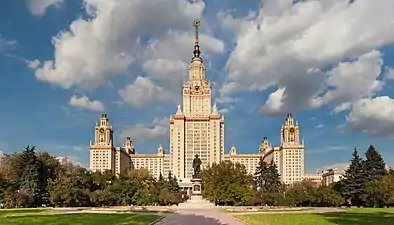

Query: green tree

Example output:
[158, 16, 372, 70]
[389, 167, 394, 176]
[253, 157, 281, 205]
[202, 160, 253, 206]
[285, 180, 318, 206]
[19, 146, 41, 207]
[315, 185, 344, 207]
[49, 164, 91, 207]
[37, 151, 62, 206]
[363, 174, 394, 207]
[341, 148, 365, 206]
[363, 145, 387, 182]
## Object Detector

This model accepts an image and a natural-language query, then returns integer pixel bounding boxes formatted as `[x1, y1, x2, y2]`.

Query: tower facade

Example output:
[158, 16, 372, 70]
[89, 114, 131, 175]
[279, 113, 305, 184]
[169, 20, 224, 186]
[89, 114, 115, 172]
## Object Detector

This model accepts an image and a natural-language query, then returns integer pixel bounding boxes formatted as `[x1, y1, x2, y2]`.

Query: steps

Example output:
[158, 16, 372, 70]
[178, 195, 216, 209]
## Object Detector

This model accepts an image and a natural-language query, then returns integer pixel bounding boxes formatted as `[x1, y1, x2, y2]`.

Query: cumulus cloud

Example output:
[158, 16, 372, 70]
[140, 28, 225, 102]
[69, 95, 105, 111]
[341, 96, 394, 138]
[120, 117, 169, 140]
[34, 0, 207, 90]
[311, 50, 383, 113]
[57, 155, 87, 168]
[25, 0, 63, 16]
[118, 76, 172, 107]
[221, 0, 394, 115]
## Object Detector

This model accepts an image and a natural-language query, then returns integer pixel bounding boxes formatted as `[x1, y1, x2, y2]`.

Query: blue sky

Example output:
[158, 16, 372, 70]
[1, 0, 394, 172]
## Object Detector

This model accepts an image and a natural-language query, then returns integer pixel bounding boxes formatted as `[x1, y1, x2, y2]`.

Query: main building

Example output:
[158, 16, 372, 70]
[89, 20, 307, 192]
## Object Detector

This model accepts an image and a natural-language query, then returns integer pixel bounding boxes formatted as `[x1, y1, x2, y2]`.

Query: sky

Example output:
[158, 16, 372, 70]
[1, 0, 394, 172]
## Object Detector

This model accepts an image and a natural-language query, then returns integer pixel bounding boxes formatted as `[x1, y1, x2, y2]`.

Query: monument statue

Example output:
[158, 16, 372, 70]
[192, 154, 202, 179]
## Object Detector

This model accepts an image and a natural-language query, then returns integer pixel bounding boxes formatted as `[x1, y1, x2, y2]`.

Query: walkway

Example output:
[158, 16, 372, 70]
[156, 209, 245, 225]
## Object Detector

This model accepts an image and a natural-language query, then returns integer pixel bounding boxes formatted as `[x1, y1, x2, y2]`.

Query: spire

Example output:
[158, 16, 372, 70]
[212, 103, 219, 115]
[193, 19, 201, 59]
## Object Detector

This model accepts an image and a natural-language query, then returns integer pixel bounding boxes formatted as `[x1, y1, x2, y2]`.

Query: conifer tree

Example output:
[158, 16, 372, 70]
[19, 146, 41, 207]
[341, 148, 365, 206]
[267, 160, 281, 193]
[254, 157, 269, 190]
[253, 157, 281, 205]
[363, 145, 387, 182]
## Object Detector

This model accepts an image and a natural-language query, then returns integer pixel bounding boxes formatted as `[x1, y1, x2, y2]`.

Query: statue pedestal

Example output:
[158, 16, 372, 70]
[191, 178, 202, 196]
[178, 177, 215, 209]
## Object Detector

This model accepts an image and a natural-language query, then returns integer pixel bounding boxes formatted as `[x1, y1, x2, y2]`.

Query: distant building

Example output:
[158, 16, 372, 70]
[321, 167, 347, 186]
[88, 20, 307, 190]
[89, 113, 132, 175]
[303, 173, 323, 187]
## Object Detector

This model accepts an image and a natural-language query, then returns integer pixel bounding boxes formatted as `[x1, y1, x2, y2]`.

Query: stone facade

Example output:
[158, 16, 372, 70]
[88, 20, 307, 185]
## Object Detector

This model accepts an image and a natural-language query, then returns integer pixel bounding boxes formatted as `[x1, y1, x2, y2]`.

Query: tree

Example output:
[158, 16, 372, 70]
[49, 164, 91, 207]
[202, 160, 253, 206]
[315, 185, 344, 207]
[285, 180, 318, 206]
[341, 148, 365, 206]
[37, 151, 63, 206]
[389, 167, 394, 176]
[363, 174, 394, 207]
[253, 157, 281, 205]
[19, 146, 41, 207]
[363, 145, 387, 182]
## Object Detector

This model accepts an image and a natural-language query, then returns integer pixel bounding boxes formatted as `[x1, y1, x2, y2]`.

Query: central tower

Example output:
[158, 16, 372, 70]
[169, 20, 224, 188]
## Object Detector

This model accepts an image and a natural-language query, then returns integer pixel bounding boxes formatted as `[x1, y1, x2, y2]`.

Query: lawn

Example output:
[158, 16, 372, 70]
[0, 208, 161, 225]
[235, 208, 394, 225]
[220, 207, 312, 213]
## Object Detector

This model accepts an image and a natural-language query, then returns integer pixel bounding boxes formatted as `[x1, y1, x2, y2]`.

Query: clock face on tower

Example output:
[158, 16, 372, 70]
[195, 85, 199, 91]
[99, 128, 105, 134]
[289, 127, 295, 133]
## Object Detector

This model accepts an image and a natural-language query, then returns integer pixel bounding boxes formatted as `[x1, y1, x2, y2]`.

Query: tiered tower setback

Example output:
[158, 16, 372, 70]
[88, 21, 307, 187]
[169, 20, 224, 188]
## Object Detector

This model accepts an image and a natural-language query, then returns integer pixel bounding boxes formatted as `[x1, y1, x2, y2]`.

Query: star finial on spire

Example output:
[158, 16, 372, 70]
[193, 19, 201, 58]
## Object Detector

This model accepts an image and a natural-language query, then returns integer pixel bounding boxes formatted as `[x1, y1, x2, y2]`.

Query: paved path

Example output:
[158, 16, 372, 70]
[156, 209, 245, 225]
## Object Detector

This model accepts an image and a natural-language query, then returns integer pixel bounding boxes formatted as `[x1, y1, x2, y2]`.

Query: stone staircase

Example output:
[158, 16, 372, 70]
[178, 195, 216, 209]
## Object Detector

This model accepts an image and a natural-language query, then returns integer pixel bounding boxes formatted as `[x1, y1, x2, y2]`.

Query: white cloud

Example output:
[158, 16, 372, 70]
[27, 59, 40, 69]
[320, 162, 349, 171]
[385, 67, 394, 80]
[118, 76, 172, 107]
[259, 88, 285, 115]
[218, 105, 234, 114]
[56, 155, 87, 168]
[342, 96, 394, 138]
[140, 29, 225, 101]
[0, 35, 17, 52]
[311, 50, 383, 113]
[69, 95, 105, 111]
[25, 0, 63, 16]
[316, 124, 324, 129]
[120, 117, 169, 140]
[34, 0, 207, 90]
[221, 0, 394, 114]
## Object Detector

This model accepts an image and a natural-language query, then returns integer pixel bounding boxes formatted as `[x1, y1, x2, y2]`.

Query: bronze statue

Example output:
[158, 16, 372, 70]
[192, 154, 202, 178]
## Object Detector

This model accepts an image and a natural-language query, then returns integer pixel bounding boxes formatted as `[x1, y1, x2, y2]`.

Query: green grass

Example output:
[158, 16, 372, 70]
[221, 207, 312, 213]
[0, 209, 161, 225]
[235, 208, 394, 225]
